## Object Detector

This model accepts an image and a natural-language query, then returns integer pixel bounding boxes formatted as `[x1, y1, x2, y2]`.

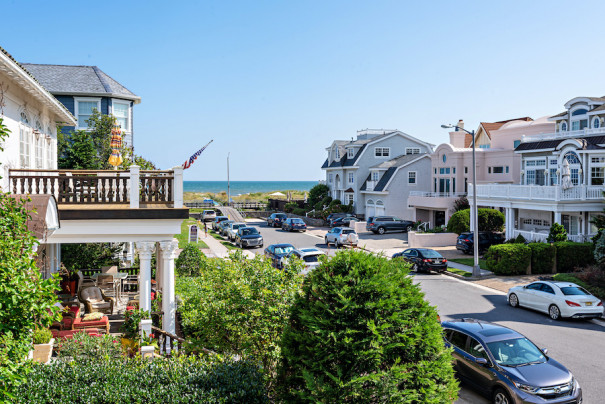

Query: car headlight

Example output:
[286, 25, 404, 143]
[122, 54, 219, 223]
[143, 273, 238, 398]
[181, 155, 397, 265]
[511, 380, 539, 395]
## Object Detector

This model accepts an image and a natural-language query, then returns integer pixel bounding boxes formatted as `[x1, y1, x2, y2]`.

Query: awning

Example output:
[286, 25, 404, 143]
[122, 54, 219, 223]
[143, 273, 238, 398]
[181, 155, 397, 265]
[9, 194, 60, 241]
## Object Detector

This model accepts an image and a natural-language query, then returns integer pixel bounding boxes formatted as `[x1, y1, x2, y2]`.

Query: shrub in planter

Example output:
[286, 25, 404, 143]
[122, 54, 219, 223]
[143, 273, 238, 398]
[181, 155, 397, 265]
[292, 208, 306, 216]
[528, 243, 555, 274]
[31, 328, 54, 364]
[32, 328, 52, 345]
[547, 223, 567, 243]
[175, 243, 205, 277]
[279, 250, 458, 402]
[554, 242, 594, 272]
[485, 244, 531, 275]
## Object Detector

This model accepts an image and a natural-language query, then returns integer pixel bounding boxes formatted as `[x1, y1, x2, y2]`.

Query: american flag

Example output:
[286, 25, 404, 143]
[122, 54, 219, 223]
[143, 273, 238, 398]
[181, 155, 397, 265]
[182, 140, 213, 169]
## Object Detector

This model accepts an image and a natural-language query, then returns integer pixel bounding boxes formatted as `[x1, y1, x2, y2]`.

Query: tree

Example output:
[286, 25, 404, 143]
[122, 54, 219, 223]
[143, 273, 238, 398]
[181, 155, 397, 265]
[446, 208, 505, 234]
[453, 195, 469, 212]
[547, 223, 567, 243]
[57, 130, 100, 170]
[60, 243, 123, 271]
[279, 250, 458, 402]
[307, 184, 330, 208]
[175, 244, 206, 276]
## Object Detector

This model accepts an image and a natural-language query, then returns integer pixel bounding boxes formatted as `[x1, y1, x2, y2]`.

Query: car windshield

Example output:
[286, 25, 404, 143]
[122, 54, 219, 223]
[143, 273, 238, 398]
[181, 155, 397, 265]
[486, 337, 546, 367]
[275, 246, 294, 255]
[232, 224, 245, 229]
[241, 228, 259, 236]
[419, 249, 442, 258]
[560, 286, 590, 296]
[341, 229, 355, 234]
[303, 255, 320, 263]
[277, 214, 287, 218]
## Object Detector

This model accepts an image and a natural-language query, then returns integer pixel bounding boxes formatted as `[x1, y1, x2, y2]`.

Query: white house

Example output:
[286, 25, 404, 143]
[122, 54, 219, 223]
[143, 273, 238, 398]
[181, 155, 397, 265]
[321, 129, 434, 219]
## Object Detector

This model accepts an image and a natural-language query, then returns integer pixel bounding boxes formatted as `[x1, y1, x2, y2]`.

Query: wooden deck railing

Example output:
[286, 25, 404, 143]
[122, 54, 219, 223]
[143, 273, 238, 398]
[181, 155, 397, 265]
[151, 325, 185, 355]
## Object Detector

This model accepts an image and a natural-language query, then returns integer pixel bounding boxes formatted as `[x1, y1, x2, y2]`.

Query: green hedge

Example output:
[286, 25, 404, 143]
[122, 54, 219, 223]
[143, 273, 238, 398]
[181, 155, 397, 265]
[554, 242, 594, 272]
[528, 243, 555, 274]
[485, 244, 531, 275]
[11, 356, 268, 403]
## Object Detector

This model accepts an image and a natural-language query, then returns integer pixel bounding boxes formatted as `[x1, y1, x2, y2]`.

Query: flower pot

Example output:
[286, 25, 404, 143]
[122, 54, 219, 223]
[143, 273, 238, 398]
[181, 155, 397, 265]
[32, 338, 54, 363]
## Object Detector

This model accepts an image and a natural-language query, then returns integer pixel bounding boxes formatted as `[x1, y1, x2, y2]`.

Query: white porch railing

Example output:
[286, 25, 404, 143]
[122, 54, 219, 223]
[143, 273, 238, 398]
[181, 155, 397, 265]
[513, 230, 593, 243]
[521, 126, 605, 143]
[470, 184, 605, 202]
[408, 191, 466, 198]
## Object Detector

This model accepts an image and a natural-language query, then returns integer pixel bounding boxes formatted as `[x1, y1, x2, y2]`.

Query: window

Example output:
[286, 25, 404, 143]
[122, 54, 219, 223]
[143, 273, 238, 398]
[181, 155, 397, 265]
[592, 157, 605, 163]
[408, 171, 417, 184]
[505, 166, 509, 173]
[543, 220, 550, 227]
[348, 172, 354, 184]
[572, 120, 588, 131]
[526, 170, 535, 184]
[533, 219, 542, 226]
[464, 166, 468, 174]
[76, 99, 101, 129]
[513, 140, 521, 148]
[19, 112, 30, 168]
[375, 147, 390, 157]
[434, 168, 437, 174]
[453, 167, 456, 174]
[535, 160, 546, 166]
[571, 108, 588, 116]
[591, 167, 604, 185]
[447, 330, 468, 350]
[468, 338, 489, 360]
[493, 166, 504, 174]
[442, 154, 447, 163]
[571, 168, 579, 185]
[347, 148, 354, 158]
[328, 174, 333, 183]
[35, 133, 43, 168]
[464, 177, 468, 193]
[335, 148, 340, 159]
[550, 159, 557, 166]
[561, 121, 568, 131]
[488, 167, 491, 174]
[539, 284, 555, 294]
[371, 172, 379, 182]
[593, 117, 601, 129]
[112, 101, 130, 132]
[406, 147, 421, 155]
[550, 168, 558, 185]
[523, 219, 532, 225]
[46, 137, 52, 169]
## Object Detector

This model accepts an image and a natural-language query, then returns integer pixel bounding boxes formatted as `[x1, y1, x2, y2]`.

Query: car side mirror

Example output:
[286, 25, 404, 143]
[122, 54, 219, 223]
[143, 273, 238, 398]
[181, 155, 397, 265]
[541, 348, 548, 355]
[474, 357, 489, 366]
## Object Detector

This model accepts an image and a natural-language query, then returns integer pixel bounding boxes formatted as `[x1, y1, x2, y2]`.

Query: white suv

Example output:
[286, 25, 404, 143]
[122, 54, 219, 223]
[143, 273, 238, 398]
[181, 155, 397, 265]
[324, 227, 359, 248]
[202, 210, 217, 222]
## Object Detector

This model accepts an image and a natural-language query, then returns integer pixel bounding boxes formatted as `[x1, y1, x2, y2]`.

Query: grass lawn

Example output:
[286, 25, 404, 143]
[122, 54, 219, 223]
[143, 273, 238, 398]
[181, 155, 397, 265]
[175, 219, 209, 249]
[208, 229, 238, 250]
[447, 267, 472, 278]
[449, 258, 488, 270]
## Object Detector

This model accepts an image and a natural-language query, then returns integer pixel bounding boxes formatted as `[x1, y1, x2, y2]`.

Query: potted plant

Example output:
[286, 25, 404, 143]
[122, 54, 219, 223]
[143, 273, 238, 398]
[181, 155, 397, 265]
[120, 309, 149, 355]
[58, 264, 79, 296]
[31, 327, 54, 363]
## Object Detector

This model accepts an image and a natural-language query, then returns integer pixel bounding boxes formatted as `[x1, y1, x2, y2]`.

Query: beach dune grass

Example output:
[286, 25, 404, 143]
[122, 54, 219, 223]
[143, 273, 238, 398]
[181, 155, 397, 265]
[184, 190, 308, 203]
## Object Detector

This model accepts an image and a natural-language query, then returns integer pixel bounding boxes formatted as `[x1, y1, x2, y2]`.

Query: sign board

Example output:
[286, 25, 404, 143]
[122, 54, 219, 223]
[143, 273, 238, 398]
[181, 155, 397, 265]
[188, 225, 198, 243]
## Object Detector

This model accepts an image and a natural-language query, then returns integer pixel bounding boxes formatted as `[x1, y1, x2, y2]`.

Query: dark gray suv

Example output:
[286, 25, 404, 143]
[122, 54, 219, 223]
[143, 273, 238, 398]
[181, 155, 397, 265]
[366, 216, 414, 234]
[442, 319, 581, 404]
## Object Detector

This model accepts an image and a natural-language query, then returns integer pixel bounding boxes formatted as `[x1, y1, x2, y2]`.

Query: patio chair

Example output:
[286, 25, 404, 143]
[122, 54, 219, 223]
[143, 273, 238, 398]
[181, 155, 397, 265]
[124, 273, 139, 293]
[78, 286, 115, 315]
[77, 270, 96, 294]
[96, 274, 117, 298]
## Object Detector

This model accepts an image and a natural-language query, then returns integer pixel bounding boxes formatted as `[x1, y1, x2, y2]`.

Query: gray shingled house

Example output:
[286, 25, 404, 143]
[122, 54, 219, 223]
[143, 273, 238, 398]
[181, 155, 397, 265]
[22, 64, 141, 147]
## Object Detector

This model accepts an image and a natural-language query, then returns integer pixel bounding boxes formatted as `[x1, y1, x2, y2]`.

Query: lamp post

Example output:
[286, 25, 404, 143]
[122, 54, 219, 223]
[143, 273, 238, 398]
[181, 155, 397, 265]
[441, 124, 480, 277]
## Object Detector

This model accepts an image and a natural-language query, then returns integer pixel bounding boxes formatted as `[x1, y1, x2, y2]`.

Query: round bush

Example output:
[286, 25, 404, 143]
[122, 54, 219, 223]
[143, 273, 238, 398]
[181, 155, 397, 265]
[447, 209, 470, 234]
[547, 223, 567, 243]
[447, 208, 505, 235]
[485, 244, 531, 275]
[175, 243, 206, 276]
[292, 208, 306, 216]
[279, 250, 458, 402]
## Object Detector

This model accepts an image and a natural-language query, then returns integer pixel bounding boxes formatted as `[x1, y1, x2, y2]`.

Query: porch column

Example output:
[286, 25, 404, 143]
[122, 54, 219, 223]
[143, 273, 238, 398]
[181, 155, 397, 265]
[156, 244, 164, 292]
[136, 241, 155, 312]
[504, 208, 511, 239]
[554, 211, 562, 225]
[159, 240, 179, 336]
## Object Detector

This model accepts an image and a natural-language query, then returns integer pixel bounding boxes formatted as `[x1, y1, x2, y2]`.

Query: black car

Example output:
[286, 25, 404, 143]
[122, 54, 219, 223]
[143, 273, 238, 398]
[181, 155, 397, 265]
[235, 226, 263, 249]
[392, 248, 447, 273]
[330, 216, 361, 228]
[267, 213, 288, 228]
[456, 232, 505, 254]
[264, 243, 295, 268]
[282, 218, 307, 232]
[326, 213, 353, 227]
[442, 319, 581, 404]
[366, 216, 414, 234]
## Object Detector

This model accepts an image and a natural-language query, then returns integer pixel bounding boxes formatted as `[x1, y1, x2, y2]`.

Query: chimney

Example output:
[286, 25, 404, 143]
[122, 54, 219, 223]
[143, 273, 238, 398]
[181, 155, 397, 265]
[449, 119, 467, 148]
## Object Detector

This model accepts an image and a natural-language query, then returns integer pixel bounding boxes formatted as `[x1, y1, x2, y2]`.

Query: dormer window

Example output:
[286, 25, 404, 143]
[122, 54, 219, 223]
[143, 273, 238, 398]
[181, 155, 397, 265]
[347, 148, 354, 159]
[335, 148, 340, 160]
[571, 108, 588, 116]
[375, 147, 390, 157]
[371, 171, 379, 182]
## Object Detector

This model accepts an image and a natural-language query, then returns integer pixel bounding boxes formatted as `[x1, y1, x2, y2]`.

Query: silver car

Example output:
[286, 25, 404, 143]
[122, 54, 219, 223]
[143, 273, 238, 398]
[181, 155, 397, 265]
[324, 227, 359, 248]
[226, 222, 247, 241]
[218, 220, 234, 236]
[286, 247, 327, 274]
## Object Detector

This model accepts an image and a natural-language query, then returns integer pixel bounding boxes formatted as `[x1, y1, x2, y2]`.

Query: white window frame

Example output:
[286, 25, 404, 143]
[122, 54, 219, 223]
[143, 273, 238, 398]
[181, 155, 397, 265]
[408, 171, 417, 185]
[348, 172, 354, 184]
[405, 147, 421, 155]
[111, 99, 131, 133]
[74, 97, 102, 129]
[328, 173, 333, 183]
[347, 148, 354, 158]
[374, 147, 390, 157]
[371, 171, 379, 182]
[35, 132, 43, 169]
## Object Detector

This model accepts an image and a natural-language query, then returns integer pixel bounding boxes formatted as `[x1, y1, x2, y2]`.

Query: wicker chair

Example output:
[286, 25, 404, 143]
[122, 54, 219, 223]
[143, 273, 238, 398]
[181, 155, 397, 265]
[78, 286, 115, 314]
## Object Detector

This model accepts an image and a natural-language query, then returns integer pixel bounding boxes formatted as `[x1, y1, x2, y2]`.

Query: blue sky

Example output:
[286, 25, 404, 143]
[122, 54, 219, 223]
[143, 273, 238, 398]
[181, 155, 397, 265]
[3, 1, 605, 180]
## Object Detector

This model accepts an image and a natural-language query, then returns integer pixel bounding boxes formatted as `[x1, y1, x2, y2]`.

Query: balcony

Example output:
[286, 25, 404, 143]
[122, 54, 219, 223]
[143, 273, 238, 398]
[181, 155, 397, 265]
[408, 191, 466, 210]
[469, 183, 604, 202]
[521, 126, 605, 143]
[8, 166, 184, 210]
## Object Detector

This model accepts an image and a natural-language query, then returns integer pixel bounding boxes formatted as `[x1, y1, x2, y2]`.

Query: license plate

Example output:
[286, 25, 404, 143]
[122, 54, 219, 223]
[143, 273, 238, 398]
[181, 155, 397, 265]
[586, 302, 592, 306]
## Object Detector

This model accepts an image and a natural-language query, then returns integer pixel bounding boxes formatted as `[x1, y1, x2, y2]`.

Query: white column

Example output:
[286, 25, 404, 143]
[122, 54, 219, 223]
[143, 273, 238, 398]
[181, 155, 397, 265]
[156, 244, 164, 292]
[172, 166, 184, 208]
[554, 211, 562, 225]
[129, 165, 140, 209]
[136, 241, 155, 312]
[159, 240, 179, 336]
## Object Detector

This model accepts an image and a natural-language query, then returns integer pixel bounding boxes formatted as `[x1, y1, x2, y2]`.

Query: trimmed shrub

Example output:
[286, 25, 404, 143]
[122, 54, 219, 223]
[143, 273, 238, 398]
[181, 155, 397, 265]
[447, 209, 470, 234]
[485, 244, 531, 275]
[11, 355, 268, 403]
[284, 202, 298, 213]
[447, 208, 505, 234]
[32, 328, 52, 345]
[528, 243, 555, 274]
[554, 242, 594, 272]
[292, 208, 306, 216]
[329, 199, 342, 207]
[514, 233, 527, 244]
[279, 250, 458, 402]
[547, 223, 567, 243]
[175, 243, 206, 277]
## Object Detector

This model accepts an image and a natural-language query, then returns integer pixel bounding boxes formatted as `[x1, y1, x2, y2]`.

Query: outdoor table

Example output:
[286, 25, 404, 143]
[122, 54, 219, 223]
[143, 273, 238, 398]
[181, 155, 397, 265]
[91, 272, 128, 301]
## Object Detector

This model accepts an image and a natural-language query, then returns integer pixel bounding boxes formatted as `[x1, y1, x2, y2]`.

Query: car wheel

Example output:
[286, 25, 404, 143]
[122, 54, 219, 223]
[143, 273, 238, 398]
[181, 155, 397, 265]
[377, 227, 386, 235]
[406, 225, 412, 232]
[492, 388, 513, 404]
[325, 237, 329, 246]
[549, 304, 561, 321]
[509, 293, 519, 308]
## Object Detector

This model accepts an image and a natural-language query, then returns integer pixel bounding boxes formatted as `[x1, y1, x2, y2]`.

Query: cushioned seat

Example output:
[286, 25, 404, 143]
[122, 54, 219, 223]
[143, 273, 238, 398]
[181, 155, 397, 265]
[52, 328, 101, 340]
[73, 316, 110, 333]
[78, 286, 114, 314]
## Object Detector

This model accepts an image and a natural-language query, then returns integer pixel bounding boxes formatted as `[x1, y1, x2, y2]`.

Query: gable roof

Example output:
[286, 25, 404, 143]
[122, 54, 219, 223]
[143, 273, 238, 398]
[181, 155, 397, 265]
[363, 153, 429, 192]
[321, 144, 366, 169]
[478, 117, 533, 140]
[22, 64, 141, 103]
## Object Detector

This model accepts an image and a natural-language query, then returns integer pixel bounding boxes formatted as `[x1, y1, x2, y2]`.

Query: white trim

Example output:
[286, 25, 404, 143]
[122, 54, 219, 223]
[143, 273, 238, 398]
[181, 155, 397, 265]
[74, 97, 102, 129]
[110, 99, 132, 133]
[374, 147, 391, 158]
[381, 154, 430, 191]
[408, 170, 417, 185]
[405, 147, 421, 155]
[355, 131, 433, 162]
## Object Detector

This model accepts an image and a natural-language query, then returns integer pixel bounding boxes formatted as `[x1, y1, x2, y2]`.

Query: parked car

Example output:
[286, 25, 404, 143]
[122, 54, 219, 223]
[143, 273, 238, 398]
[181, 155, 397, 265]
[285, 247, 327, 274]
[324, 227, 359, 248]
[201, 210, 216, 222]
[264, 243, 295, 268]
[366, 216, 414, 234]
[456, 231, 505, 254]
[267, 213, 288, 228]
[226, 222, 247, 241]
[508, 280, 604, 321]
[211, 216, 229, 231]
[330, 216, 361, 228]
[392, 248, 447, 273]
[442, 318, 581, 404]
[282, 218, 307, 232]
[326, 213, 354, 226]
[218, 220, 234, 236]
[235, 226, 263, 249]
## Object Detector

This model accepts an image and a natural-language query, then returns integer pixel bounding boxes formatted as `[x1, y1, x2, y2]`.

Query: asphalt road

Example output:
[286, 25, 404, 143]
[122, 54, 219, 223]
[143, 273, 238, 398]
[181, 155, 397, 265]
[415, 272, 605, 404]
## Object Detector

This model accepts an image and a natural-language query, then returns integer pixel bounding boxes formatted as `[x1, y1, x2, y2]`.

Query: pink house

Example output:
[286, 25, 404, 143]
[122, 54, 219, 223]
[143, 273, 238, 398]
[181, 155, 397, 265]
[408, 117, 554, 227]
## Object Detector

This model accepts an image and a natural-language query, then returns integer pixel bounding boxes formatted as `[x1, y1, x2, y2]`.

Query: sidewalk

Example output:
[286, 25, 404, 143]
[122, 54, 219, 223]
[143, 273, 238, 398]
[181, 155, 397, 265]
[200, 232, 255, 259]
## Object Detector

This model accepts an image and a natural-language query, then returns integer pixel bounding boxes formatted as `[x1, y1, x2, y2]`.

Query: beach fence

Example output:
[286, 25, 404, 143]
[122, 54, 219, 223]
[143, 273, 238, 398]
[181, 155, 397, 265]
[184, 201, 267, 210]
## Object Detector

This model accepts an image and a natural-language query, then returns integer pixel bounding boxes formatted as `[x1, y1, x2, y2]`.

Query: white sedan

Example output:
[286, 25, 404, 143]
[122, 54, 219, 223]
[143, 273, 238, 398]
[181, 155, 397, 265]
[507, 280, 604, 320]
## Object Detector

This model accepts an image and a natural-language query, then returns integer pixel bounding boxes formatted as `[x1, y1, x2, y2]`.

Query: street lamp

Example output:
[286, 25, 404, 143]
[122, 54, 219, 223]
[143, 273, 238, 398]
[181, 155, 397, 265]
[441, 124, 480, 277]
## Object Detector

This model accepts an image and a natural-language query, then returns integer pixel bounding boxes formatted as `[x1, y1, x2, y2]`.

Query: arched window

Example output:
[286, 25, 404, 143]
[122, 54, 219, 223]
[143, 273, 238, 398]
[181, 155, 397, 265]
[35, 120, 42, 131]
[20, 111, 29, 124]
[376, 200, 384, 206]
[564, 151, 580, 165]
[571, 109, 588, 116]
[367, 199, 374, 205]
[564, 151, 582, 185]
[593, 117, 600, 129]
[561, 122, 567, 132]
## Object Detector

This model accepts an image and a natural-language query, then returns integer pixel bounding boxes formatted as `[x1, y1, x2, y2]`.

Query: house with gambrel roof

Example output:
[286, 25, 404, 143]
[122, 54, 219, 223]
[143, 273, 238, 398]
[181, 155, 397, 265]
[22, 63, 140, 147]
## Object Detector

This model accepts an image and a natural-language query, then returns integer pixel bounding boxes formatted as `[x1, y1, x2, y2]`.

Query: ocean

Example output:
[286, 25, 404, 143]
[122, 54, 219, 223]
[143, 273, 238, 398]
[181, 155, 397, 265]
[183, 181, 318, 195]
